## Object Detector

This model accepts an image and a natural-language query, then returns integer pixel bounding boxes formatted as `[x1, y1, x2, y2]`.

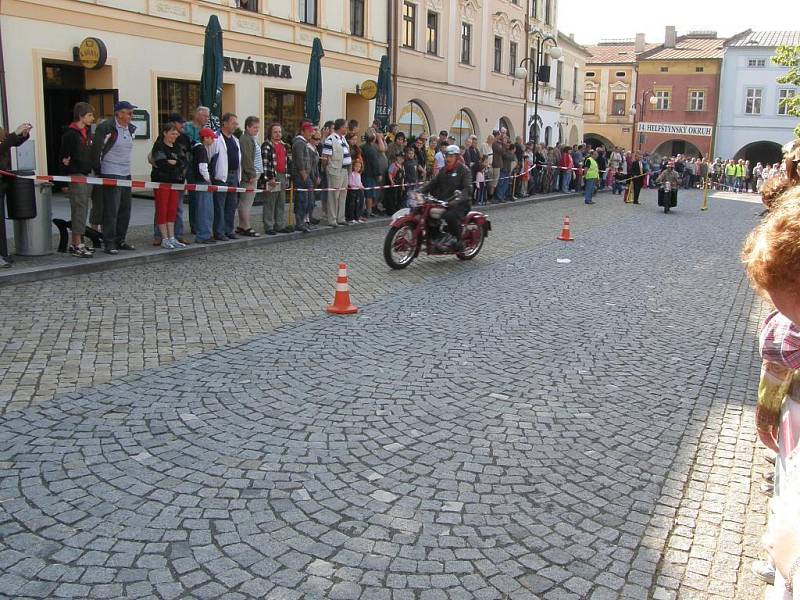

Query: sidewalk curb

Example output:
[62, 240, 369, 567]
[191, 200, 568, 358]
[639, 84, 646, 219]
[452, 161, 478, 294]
[0, 189, 598, 287]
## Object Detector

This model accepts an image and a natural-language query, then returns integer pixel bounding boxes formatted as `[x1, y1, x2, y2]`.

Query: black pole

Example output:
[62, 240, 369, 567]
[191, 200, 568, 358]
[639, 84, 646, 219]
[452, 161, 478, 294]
[532, 38, 541, 146]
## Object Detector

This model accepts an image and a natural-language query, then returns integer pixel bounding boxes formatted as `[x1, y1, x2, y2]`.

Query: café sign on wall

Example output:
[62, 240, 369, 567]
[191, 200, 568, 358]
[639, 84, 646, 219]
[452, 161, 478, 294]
[223, 56, 292, 79]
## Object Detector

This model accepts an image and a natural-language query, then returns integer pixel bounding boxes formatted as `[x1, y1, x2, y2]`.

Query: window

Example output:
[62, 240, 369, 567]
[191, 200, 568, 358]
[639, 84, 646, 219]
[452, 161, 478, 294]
[350, 0, 364, 37]
[778, 89, 797, 115]
[555, 62, 563, 99]
[398, 100, 430, 139]
[573, 66, 578, 103]
[531, 0, 538, 19]
[235, 0, 258, 11]
[748, 58, 766, 68]
[299, 0, 316, 25]
[461, 23, 472, 64]
[660, 66, 669, 72]
[655, 90, 670, 110]
[545, 0, 552, 24]
[745, 88, 762, 114]
[585, 71, 595, 77]
[493, 37, 503, 72]
[583, 91, 596, 114]
[612, 92, 626, 116]
[615, 71, 626, 78]
[450, 109, 475, 146]
[157, 78, 200, 132]
[695, 66, 704, 72]
[264, 89, 306, 142]
[426, 11, 438, 54]
[688, 90, 705, 111]
[402, 2, 416, 48]
[509, 42, 517, 75]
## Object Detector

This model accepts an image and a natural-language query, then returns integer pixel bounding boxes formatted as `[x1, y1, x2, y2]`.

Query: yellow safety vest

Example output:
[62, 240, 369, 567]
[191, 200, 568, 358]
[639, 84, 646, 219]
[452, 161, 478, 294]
[585, 157, 599, 180]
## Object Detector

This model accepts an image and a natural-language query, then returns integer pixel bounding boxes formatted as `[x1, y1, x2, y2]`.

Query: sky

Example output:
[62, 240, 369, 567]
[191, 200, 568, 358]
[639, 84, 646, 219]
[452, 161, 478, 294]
[558, 0, 794, 46]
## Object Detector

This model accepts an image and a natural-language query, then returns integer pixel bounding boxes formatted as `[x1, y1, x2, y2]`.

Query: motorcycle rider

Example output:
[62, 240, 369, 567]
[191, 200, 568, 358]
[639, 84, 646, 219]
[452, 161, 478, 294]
[418, 144, 472, 251]
[656, 160, 680, 188]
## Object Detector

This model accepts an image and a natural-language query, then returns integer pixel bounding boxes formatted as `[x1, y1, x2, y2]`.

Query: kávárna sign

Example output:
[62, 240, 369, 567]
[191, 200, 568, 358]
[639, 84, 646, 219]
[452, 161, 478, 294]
[637, 122, 713, 137]
[223, 56, 292, 79]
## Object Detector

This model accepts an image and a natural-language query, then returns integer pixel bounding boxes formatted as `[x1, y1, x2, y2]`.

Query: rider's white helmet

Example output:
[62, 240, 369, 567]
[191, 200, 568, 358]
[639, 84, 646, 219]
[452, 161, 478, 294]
[445, 145, 461, 156]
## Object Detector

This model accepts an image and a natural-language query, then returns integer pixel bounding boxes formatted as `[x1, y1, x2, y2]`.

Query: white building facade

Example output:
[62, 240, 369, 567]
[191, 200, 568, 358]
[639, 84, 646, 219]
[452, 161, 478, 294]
[715, 30, 800, 165]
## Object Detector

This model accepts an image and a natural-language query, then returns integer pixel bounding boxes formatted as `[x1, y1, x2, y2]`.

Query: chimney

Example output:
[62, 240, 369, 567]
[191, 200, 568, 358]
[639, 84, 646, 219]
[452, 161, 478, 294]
[665, 26, 677, 48]
[569, 33, 574, 41]
[635, 33, 646, 53]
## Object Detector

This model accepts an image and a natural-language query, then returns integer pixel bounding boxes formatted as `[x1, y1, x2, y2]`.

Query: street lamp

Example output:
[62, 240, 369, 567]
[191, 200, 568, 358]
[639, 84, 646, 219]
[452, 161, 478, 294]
[515, 28, 560, 146]
[630, 86, 658, 150]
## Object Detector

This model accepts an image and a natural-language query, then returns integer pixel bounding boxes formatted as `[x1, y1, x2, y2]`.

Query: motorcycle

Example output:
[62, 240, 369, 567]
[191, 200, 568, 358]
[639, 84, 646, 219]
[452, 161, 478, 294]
[383, 192, 491, 270]
[657, 180, 678, 214]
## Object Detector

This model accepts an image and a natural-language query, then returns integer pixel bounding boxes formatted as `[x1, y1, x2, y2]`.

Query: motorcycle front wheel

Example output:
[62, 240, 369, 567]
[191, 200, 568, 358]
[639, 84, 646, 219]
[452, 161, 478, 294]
[384, 224, 417, 269]
[457, 223, 485, 261]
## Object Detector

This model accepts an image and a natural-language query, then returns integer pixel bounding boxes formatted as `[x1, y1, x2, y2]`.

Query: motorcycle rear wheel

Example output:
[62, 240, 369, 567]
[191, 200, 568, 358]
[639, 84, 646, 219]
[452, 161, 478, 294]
[384, 225, 417, 269]
[457, 223, 485, 261]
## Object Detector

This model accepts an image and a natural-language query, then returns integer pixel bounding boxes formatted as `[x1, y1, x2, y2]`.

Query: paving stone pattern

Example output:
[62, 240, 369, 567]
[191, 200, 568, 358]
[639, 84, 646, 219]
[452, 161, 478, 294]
[0, 194, 632, 413]
[0, 191, 770, 598]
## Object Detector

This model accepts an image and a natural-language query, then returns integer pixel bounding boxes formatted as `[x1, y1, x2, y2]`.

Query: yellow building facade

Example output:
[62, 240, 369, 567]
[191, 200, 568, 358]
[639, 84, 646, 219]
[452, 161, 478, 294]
[0, 0, 388, 176]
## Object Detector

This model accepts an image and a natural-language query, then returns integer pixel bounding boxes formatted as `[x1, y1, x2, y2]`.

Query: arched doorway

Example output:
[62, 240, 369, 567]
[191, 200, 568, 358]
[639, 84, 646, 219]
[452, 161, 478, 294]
[584, 133, 613, 150]
[528, 115, 542, 144]
[450, 108, 476, 146]
[499, 117, 514, 140]
[653, 139, 703, 159]
[734, 141, 783, 166]
[398, 100, 431, 140]
[569, 125, 579, 145]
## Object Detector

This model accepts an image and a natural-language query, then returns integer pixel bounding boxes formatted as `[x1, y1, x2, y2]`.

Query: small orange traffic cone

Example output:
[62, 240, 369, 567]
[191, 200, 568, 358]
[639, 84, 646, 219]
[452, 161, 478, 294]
[326, 263, 358, 315]
[556, 216, 574, 242]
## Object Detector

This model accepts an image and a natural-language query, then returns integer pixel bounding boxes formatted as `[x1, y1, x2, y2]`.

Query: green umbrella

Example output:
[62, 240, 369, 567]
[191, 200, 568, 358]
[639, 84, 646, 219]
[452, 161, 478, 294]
[304, 38, 324, 126]
[200, 15, 224, 130]
[374, 55, 392, 132]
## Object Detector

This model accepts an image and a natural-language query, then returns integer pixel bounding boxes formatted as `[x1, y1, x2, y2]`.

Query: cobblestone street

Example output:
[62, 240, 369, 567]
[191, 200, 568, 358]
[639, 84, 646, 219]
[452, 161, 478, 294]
[0, 190, 772, 599]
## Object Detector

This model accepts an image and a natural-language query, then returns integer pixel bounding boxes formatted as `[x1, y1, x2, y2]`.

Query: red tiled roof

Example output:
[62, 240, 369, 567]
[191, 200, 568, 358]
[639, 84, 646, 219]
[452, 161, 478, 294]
[586, 43, 658, 64]
[639, 36, 725, 60]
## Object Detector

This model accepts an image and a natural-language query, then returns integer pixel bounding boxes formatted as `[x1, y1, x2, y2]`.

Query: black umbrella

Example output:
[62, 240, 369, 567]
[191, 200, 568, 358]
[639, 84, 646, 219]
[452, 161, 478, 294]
[200, 15, 224, 131]
[303, 38, 324, 126]
[374, 55, 392, 132]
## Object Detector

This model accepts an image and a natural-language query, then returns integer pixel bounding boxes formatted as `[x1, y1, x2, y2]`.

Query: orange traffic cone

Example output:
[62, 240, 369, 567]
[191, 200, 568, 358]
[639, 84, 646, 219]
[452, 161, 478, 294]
[556, 216, 574, 242]
[326, 263, 358, 315]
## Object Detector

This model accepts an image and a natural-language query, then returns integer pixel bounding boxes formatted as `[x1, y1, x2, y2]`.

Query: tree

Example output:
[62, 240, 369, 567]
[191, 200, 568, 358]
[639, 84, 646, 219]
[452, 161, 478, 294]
[773, 45, 800, 137]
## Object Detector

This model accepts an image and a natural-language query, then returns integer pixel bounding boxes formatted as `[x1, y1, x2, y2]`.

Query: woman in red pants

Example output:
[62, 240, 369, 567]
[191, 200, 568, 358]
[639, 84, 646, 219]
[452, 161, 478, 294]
[151, 122, 187, 249]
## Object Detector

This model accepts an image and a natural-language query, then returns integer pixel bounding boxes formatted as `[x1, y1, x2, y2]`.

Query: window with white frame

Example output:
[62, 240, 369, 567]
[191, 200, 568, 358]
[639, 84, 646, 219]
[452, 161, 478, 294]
[688, 90, 705, 112]
[748, 58, 767, 68]
[299, 0, 316, 24]
[745, 88, 762, 114]
[493, 37, 503, 72]
[778, 89, 796, 115]
[584, 91, 596, 114]
[654, 90, 670, 110]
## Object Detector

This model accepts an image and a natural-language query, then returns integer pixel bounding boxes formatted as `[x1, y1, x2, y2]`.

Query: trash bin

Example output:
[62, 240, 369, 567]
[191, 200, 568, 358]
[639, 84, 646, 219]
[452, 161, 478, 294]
[13, 182, 53, 256]
[4, 170, 36, 219]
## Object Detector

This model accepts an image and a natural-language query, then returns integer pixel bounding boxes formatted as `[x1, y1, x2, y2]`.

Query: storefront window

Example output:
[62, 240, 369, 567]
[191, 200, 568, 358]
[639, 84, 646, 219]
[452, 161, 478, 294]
[398, 101, 430, 139]
[157, 78, 200, 131]
[264, 89, 306, 141]
[450, 109, 475, 146]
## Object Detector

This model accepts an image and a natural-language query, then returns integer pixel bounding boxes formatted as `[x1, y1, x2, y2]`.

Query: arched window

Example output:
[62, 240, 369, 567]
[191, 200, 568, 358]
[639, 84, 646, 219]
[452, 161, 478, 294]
[498, 117, 513, 139]
[398, 100, 430, 139]
[450, 109, 475, 146]
[544, 126, 552, 146]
